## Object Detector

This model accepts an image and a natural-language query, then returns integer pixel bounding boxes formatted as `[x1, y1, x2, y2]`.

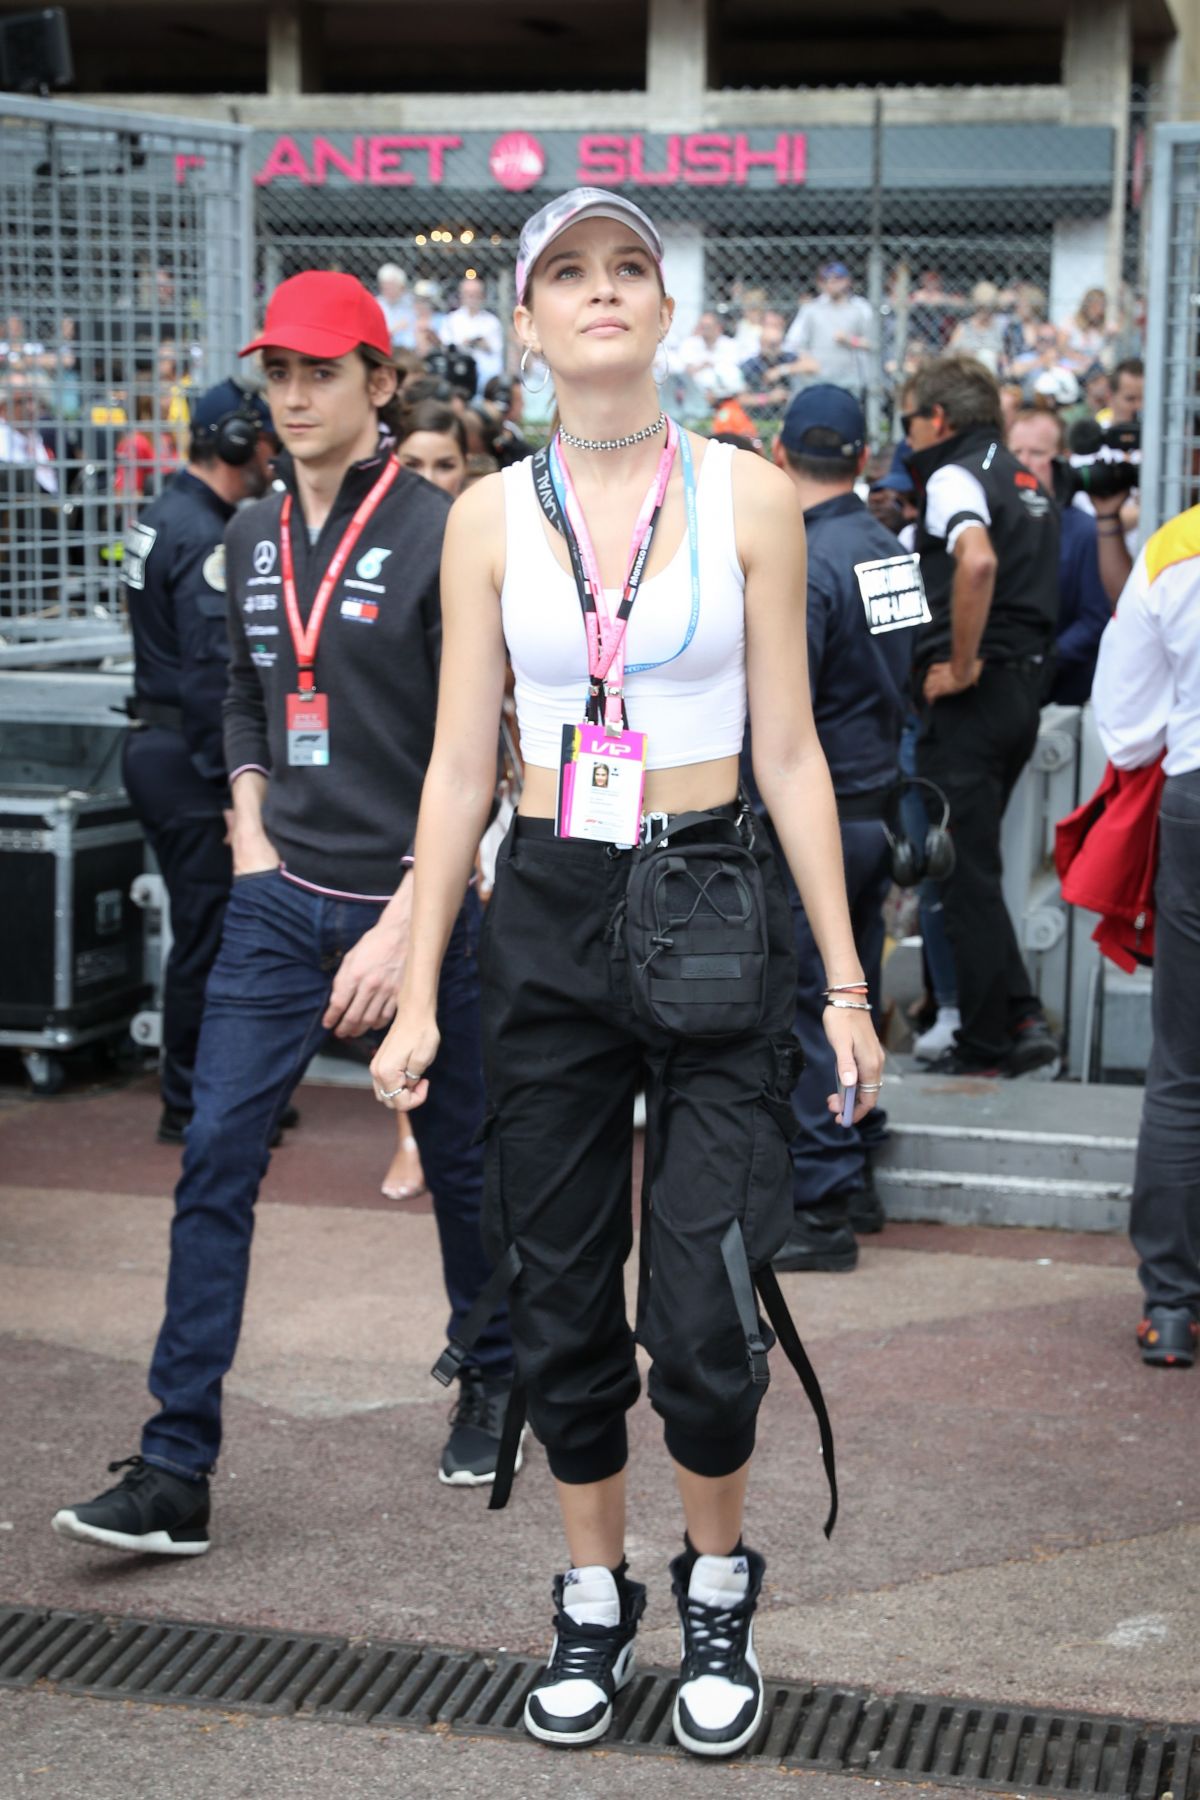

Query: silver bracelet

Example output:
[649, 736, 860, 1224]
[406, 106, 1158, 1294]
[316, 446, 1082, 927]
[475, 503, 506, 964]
[825, 982, 868, 993]
[824, 998, 872, 1011]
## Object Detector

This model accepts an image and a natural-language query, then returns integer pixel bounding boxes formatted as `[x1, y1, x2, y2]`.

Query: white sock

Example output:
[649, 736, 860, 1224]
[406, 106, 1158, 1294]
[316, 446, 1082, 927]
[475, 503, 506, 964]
[936, 1006, 961, 1029]
[562, 1565, 620, 1628]
[688, 1552, 749, 1608]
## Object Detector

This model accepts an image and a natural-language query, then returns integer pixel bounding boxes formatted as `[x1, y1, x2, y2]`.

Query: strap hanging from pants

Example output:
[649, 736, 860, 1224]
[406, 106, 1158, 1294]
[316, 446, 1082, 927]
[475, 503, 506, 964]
[429, 1242, 526, 1510]
[720, 1220, 839, 1539]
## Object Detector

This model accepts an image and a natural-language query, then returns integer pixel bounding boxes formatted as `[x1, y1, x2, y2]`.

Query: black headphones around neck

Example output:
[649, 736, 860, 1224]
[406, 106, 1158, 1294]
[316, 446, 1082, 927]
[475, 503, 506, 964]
[192, 386, 264, 466]
[882, 775, 955, 887]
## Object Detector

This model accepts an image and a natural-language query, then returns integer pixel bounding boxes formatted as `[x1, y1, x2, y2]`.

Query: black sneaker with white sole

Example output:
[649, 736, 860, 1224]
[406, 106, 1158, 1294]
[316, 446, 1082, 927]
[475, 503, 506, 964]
[524, 1564, 646, 1746]
[52, 1456, 210, 1556]
[438, 1367, 523, 1487]
[670, 1546, 765, 1758]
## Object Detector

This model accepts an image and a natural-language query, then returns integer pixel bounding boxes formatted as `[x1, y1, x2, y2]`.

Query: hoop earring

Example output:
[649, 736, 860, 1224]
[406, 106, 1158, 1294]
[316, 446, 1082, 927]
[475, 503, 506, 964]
[653, 338, 670, 384]
[520, 346, 551, 395]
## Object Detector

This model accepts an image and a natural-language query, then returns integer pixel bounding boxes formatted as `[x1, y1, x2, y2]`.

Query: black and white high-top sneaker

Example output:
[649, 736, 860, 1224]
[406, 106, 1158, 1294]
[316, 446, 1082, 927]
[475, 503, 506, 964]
[52, 1456, 210, 1556]
[524, 1564, 646, 1747]
[670, 1546, 765, 1757]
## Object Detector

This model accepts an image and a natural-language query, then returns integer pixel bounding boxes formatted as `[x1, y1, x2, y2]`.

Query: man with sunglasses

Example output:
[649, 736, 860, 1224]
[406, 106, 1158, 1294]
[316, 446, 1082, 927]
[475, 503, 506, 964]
[904, 355, 1062, 1079]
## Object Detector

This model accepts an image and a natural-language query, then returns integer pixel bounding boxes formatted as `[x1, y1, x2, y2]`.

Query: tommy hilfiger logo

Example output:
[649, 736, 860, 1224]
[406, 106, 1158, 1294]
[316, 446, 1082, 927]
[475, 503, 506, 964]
[341, 597, 379, 623]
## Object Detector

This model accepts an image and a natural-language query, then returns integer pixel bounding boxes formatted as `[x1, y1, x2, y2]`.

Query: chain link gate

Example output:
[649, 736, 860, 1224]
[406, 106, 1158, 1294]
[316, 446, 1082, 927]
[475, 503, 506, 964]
[252, 90, 1146, 451]
[1141, 120, 1200, 540]
[0, 96, 252, 665]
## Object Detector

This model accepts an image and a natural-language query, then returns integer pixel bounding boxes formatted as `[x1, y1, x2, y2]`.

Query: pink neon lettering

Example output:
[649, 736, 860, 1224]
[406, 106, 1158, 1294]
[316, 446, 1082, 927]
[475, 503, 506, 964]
[577, 134, 627, 183]
[628, 134, 681, 186]
[424, 135, 462, 182]
[174, 153, 206, 186]
[312, 137, 365, 183]
[367, 137, 416, 185]
[792, 133, 808, 183]
[733, 133, 792, 184]
[682, 134, 732, 185]
[254, 136, 314, 186]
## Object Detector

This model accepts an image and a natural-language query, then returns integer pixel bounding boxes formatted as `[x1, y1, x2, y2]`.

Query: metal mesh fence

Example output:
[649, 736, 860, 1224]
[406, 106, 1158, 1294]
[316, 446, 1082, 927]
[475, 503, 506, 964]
[1141, 122, 1200, 537]
[252, 91, 1150, 445]
[0, 97, 252, 659]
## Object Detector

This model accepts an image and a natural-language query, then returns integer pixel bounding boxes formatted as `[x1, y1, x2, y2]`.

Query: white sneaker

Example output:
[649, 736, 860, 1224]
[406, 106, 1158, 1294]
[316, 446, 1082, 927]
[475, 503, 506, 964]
[670, 1548, 765, 1758]
[913, 1006, 962, 1061]
[523, 1564, 645, 1747]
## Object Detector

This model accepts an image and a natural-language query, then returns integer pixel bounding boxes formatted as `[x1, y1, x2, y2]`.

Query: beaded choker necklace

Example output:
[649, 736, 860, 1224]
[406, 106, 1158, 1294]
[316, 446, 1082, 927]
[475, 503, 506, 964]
[558, 411, 667, 453]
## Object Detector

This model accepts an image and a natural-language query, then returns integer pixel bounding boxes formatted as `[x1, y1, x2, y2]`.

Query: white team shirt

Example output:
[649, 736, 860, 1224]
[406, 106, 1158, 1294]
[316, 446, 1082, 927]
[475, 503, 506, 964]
[1092, 510, 1200, 777]
[923, 464, 992, 552]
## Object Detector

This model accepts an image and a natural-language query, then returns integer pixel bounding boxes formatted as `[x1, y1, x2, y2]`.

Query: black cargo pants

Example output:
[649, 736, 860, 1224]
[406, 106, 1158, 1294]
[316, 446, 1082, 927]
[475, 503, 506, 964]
[474, 814, 803, 1489]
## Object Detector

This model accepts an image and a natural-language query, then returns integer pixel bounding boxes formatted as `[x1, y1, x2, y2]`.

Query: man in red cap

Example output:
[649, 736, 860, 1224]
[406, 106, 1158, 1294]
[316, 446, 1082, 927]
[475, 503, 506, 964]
[53, 272, 515, 1558]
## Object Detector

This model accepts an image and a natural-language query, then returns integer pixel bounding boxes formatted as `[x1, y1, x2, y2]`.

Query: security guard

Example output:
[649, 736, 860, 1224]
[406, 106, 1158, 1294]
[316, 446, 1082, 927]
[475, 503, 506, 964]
[123, 379, 276, 1142]
[752, 386, 928, 1271]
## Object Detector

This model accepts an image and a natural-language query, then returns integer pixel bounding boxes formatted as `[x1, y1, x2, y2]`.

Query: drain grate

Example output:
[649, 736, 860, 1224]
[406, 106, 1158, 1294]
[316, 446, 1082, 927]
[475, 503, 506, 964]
[2, 1605, 1196, 1797]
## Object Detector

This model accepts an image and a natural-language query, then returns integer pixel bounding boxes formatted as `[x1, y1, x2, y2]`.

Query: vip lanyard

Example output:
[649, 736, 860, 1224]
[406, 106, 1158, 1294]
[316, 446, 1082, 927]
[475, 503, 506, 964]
[535, 420, 701, 731]
[278, 456, 400, 695]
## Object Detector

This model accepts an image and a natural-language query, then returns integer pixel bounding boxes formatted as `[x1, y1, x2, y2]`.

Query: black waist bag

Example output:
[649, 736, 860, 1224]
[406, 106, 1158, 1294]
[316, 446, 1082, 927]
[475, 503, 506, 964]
[623, 809, 769, 1039]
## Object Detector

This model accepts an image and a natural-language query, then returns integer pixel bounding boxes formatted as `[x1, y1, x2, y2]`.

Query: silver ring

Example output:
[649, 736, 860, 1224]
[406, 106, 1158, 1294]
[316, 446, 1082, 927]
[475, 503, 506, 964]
[859, 1081, 884, 1092]
[380, 1083, 409, 1100]
[402, 1068, 421, 1081]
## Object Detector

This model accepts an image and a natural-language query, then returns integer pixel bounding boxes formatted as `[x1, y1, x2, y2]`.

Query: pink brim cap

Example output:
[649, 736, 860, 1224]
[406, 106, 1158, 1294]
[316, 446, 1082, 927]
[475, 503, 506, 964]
[516, 187, 665, 304]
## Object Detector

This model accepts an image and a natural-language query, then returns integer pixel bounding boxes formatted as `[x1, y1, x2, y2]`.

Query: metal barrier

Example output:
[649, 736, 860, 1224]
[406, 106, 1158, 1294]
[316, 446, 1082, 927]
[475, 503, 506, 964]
[1140, 121, 1200, 538]
[253, 87, 1154, 446]
[0, 96, 252, 665]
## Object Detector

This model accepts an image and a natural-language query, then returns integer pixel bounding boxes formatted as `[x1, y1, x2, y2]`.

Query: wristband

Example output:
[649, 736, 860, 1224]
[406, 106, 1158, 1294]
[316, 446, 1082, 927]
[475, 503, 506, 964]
[824, 998, 872, 1011]
[1095, 521, 1124, 536]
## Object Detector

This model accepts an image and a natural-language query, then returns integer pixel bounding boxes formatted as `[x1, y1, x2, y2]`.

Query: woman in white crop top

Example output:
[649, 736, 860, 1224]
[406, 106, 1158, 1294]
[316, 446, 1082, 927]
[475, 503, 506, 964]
[373, 189, 883, 1758]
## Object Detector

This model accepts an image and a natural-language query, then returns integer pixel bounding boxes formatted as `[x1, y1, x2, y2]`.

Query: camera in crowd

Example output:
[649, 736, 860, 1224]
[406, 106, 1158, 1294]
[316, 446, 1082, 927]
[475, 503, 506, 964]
[1057, 418, 1141, 500]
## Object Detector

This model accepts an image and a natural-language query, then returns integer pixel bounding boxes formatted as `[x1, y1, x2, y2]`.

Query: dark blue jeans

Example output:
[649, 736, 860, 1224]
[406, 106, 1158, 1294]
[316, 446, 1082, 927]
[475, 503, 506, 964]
[142, 870, 510, 1479]
[784, 819, 893, 1207]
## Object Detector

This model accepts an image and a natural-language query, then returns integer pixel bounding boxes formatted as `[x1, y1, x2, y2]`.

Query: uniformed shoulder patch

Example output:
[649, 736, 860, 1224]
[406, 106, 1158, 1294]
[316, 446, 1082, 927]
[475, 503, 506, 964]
[123, 521, 158, 592]
[203, 545, 227, 593]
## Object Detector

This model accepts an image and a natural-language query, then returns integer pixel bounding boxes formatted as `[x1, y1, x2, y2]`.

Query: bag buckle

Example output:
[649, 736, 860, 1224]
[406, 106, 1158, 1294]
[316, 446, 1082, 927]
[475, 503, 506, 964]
[747, 1330, 770, 1386]
[641, 811, 671, 846]
[430, 1339, 468, 1387]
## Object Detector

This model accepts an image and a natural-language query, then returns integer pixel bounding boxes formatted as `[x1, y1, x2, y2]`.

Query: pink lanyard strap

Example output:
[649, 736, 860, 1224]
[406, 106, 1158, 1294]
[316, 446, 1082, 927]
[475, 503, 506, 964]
[279, 456, 400, 695]
[551, 418, 678, 731]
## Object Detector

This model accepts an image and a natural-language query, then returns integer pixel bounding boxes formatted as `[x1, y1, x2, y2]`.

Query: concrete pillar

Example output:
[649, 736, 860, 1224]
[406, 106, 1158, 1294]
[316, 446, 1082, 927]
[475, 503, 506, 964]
[267, 2, 317, 98]
[1063, 0, 1132, 308]
[646, 0, 709, 129]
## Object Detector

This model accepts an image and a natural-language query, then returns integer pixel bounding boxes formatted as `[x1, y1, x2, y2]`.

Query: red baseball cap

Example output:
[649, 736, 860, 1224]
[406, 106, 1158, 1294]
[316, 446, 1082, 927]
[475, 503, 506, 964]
[239, 271, 392, 361]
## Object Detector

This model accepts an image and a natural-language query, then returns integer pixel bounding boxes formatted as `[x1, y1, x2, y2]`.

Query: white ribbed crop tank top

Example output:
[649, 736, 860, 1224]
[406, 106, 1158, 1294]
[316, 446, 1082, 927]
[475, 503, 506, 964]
[499, 439, 746, 771]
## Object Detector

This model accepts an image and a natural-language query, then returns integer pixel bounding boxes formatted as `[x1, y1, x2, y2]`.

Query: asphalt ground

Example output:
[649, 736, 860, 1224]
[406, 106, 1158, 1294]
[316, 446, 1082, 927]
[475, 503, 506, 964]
[2, 1069, 1198, 1798]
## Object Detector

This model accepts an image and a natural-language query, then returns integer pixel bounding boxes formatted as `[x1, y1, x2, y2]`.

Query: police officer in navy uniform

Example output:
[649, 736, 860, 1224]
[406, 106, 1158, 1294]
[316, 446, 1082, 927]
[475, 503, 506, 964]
[747, 386, 926, 1272]
[123, 380, 277, 1143]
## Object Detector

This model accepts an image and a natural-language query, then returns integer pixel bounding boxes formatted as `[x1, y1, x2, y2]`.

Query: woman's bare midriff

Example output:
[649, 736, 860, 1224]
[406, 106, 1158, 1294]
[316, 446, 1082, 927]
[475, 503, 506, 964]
[519, 754, 741, 821]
